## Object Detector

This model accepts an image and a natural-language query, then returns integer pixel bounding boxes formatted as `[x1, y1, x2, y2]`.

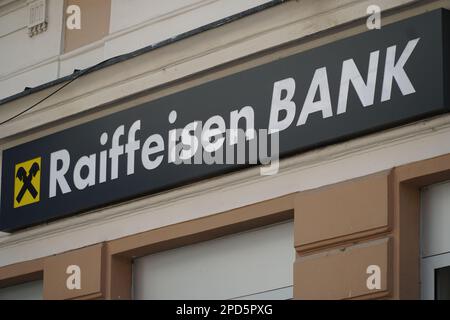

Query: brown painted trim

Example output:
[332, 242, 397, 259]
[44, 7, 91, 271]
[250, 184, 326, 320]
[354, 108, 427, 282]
[105, 254, 132, 300]
[104, 194, 294, 299]
[43, 243, 106, 300]
[108, 194, 294, 258]
[0, 257, 44, 289]
[395, 183, 420, 299]
[395, 153, 450, 186]
[294, 237, 392, 300]
[292, 153, 450, 300]
[294, 170, 393, 254]
[2, 153, 450, 299]
[297, 231, 394, 257]
[350, 236, 393, 301]
[72, 292, 104, 300]
[63, 0, 111, 53]
[0, 194, 294, 299]
[390, 153, 450, 299]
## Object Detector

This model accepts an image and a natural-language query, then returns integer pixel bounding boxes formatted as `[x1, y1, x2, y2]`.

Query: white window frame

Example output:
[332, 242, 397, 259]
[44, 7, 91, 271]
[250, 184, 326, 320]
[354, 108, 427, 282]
[420, 180, 450, 300]
[421, 251, 450, 299]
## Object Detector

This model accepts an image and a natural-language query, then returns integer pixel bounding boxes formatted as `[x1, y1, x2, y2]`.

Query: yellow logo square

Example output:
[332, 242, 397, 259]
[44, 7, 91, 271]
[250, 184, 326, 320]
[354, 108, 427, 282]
[14, 157, 41, 208]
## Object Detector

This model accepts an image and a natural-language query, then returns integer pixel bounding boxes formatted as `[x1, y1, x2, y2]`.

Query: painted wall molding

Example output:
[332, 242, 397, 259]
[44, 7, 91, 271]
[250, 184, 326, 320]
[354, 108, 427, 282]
[107, 0, 219, 38]
[27, 0, 47, 37]
[0, 0, 26, 17]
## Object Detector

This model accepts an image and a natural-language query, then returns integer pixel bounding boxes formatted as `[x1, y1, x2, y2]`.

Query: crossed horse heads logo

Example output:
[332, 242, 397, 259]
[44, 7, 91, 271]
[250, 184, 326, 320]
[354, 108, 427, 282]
[14, 157, 41, 208]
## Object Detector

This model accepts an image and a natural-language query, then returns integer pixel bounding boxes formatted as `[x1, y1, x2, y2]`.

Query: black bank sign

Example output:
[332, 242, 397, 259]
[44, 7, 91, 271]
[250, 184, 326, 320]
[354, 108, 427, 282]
[1, 10, 449, 231]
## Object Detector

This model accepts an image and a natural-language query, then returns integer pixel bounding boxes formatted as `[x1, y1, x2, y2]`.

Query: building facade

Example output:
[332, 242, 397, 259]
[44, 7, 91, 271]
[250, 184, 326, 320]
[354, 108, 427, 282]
[0, 0, 450, 300]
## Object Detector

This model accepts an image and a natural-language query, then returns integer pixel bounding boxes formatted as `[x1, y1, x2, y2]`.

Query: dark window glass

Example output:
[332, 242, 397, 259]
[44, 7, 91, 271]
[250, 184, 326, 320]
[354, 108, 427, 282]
[435, 266, 450, 300]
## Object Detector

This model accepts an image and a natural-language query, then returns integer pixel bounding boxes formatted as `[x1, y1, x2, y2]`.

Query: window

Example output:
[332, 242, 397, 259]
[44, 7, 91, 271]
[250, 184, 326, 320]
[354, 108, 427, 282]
[435, 266, 450, 300]
[133, 220, 294, 300]
[420, 180, 450, 299]
[0, 280, 43, 300]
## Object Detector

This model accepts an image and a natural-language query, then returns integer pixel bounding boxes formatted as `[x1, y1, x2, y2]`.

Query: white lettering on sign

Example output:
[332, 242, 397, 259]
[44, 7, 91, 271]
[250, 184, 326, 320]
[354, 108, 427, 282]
[66, 265, 81, 290]
[47, 38, 420, 198]
[268, 38, 420, 133]
[49, 150, 71, 198]
[381, 38, 419, 102]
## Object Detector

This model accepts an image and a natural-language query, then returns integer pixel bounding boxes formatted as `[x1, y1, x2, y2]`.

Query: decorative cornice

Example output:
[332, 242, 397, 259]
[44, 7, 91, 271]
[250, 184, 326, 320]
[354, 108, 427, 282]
[28, 20, 46, 37]
[27, 0, 47, 37]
